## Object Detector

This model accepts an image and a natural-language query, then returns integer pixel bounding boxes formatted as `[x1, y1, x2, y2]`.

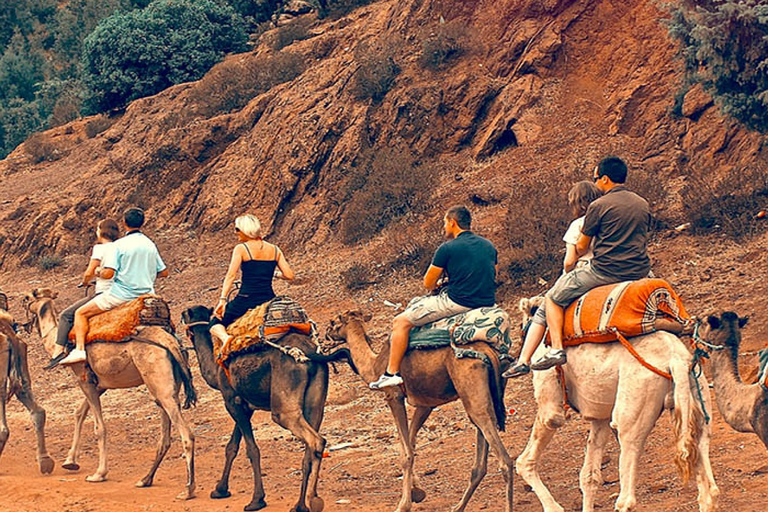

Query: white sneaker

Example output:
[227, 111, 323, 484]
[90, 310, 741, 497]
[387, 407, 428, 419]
[59, 348, 87, 365]
[369, 373, 403, 390]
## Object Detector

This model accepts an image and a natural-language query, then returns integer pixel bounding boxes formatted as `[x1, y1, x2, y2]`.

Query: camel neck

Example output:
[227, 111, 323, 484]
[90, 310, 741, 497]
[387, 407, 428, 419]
[343, 321, 381, 383]
[190, 327, 222, 389]
[38, 301, 58, 357]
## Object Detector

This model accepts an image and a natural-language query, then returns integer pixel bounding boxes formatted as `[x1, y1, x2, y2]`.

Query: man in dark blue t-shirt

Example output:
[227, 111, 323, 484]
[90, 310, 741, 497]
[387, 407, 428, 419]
[369, 205, 498, 390]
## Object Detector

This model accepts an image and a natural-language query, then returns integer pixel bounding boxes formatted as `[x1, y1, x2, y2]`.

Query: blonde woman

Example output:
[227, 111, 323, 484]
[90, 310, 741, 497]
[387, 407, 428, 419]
[210, 214, 295, 348]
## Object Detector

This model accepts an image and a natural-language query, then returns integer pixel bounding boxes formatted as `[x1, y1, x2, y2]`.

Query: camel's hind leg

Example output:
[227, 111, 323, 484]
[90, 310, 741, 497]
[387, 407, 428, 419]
[75, 381, 109, 483]
[385, 393, 415, 512]
[295, 364, 330, 512]
[407, 406, 432, 504]
[0, 342, 9, 460]
[452, 427, 489, 512]
[63, 398, 91, 471]
[580, 419, 612, 512]
[135, 405, 172, 488]
[14, 385, 54, 474]
[211, 422, 242, 499]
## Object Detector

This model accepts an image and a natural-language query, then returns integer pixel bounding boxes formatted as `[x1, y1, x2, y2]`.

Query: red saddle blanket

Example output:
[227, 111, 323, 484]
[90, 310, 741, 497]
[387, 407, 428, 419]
[555, 278, 691, 346]
[68, 294, 172, 343]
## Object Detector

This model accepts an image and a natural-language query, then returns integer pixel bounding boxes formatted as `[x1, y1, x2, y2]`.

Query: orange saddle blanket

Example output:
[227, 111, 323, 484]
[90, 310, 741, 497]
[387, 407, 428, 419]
[556, 278, 691, 346]
[68, 294, 172, 343]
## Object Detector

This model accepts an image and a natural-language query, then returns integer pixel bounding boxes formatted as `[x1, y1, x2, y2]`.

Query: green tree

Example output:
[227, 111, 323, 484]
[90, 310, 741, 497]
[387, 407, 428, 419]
[668, 0, 768, 132]
[0, 98, 44, 157]
[0, 32, 47, 102]
[81, 0, 247, 112]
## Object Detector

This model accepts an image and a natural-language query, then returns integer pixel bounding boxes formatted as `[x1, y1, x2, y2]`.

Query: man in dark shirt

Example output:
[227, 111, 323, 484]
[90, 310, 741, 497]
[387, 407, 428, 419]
[531, 156, 652, 370]
[369, 205, 498, 390]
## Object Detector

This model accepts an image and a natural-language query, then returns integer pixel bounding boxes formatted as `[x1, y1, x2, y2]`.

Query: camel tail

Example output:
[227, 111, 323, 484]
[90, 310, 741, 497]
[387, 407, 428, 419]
[670, 354, 702, 484]
[307, 347, 359, 374]
[488, 355, 506, 432]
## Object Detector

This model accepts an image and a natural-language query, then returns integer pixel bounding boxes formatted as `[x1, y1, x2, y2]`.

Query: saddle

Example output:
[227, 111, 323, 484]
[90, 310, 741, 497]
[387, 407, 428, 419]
[408, 306, 512, 356]
[217, 296, 315, 366]
[759, 347, 768, 391]
[68, 294, 173, 343]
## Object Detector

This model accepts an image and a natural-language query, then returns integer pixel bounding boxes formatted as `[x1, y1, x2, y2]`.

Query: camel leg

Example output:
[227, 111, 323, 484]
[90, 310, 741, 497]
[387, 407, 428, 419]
[386, 394, 415, 512]
[14, 385, 54, 474]
[135, 405, 172, 488]
[299, 366, 329, 512]
[211, 422, 242, 499]
[515, 410, 565, 512]
[63, 399, 91, 471]
[223, 396, 266, 511]
[76, 382, 109, 483]
[144, 377, 195, 500]
[580, 419, 611, 512]
[407, 406, 432, 504]
[0, 344, 9, 461]
[692, 374, 719, 512]
[452, 427, 489, 512]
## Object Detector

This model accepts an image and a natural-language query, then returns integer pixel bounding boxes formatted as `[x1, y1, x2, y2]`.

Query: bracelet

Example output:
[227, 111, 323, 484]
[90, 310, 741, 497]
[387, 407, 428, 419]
[218, 297, 227, 302]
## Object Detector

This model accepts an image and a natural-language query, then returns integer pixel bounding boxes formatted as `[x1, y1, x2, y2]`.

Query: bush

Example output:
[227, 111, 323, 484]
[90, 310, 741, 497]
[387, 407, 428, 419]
[270, 16, 313, 51]
[0, 97, 45, 157]
[190, 50, 306, 116]
[341, 263, 376, 290]
[340, 148, 437, 244]
[24, 131, 62, 163]
[81, 0, 247, 113]
[326, 0, 377, 20]
[667, 1, 768, 132]
[418, 21, 468, 70]
[350, 41, 399, 103]
[85, 115, 113, 138]
[38, 254, 64, 270]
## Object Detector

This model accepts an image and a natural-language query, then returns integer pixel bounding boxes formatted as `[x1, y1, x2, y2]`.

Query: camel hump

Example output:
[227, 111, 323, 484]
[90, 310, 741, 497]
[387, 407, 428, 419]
[69, 294, 174, 344]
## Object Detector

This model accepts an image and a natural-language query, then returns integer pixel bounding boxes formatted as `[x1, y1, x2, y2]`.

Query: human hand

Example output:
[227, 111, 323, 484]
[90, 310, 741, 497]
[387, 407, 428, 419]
[214, 300, 226, 318]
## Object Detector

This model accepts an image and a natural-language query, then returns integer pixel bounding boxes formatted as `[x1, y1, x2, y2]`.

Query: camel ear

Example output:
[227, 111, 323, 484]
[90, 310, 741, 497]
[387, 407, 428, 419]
[518, 298, 529, 313]
[706, 315, 721, 330]
[738, 316, 749, 328]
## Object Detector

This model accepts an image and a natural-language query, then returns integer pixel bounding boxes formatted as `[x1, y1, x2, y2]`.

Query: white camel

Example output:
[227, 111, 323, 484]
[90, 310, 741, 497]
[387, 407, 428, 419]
[514, 298, 719, 512]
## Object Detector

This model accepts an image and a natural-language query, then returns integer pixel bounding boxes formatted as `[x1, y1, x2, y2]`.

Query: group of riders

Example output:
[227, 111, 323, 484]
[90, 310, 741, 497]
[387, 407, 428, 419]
[45, 155, 692, 388]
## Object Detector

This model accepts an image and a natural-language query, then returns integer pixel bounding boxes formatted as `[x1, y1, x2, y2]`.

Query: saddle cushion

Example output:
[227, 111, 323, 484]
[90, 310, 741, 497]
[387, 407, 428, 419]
[557, 278, 690, 346]
[68, 294, 172, 343]
[408, 306, 512, 355]
[759, 347, 768, 391]
[219, 296, 314, 365]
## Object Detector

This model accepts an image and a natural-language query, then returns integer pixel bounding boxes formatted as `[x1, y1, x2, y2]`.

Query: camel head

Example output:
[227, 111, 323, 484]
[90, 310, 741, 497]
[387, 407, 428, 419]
[519, 295, 544, 339]
[181, 305, 213, 340]
[21, 288, 58, 335]
[325, 310, 372, 347]
[703, 311, 749, 350]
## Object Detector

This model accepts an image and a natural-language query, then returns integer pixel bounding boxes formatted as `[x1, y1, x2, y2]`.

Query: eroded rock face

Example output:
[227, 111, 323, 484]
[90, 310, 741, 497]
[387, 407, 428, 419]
[0, 0, 764, 269]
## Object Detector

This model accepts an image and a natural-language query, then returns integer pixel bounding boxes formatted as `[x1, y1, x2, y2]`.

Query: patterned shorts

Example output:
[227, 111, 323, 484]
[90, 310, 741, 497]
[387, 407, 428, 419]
[400, 290, 471, 327]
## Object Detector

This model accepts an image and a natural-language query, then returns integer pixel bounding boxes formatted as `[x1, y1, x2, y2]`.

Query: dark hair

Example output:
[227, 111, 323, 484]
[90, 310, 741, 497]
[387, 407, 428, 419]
[446, 205, 472, 230]
[124, 207, 145, 229]
[97, 218, 120, 241]
[596, 156, 628, 184]
[568, 181, 602, 217]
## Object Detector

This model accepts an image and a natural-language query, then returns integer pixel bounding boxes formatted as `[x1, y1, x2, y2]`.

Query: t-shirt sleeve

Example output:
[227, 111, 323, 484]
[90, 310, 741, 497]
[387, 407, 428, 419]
[563, 217, 583, 245]
[91, 244, 104, 261]
[582, 203, 600, 237]
[101, 243, 118, 270]
[156, 251, 167, 273]
[431, 242, 450, 269]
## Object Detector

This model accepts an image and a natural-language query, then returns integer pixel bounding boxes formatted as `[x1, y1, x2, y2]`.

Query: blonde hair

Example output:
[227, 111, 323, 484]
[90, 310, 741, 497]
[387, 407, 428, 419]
[235, 214, 262, 239]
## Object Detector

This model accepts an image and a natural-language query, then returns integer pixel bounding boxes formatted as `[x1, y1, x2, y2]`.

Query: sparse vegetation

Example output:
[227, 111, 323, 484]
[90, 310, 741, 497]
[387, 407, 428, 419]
[418, 21, 469, 70]
[270, 17, 313, 51]
[84, 115, 113, 138]
[24, 132, 62, 163]
[350, 42, 399, 103]
[38, 254, 64, 270]
[341, 263, 376, 290]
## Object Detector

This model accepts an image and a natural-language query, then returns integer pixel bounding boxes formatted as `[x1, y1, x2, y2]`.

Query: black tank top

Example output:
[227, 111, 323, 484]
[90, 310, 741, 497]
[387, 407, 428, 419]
[238, 242, 278, 303]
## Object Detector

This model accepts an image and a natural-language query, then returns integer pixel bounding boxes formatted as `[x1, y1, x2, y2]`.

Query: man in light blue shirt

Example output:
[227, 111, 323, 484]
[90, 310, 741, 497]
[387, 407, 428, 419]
[60, 207, 168, 365]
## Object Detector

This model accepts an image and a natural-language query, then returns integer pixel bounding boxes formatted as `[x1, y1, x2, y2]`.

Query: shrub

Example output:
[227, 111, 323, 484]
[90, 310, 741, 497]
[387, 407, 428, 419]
[341, 263, 376, 290]
[190, 50, 306, 116]
[84, 115, 113, 138]
[0, 97, 45, 158]
[326, 0, 377, 20]
[418, 21, 468, 70]
[667, 1, 768, 132]
[270, 16, 313, 51]
[38, 254, 64, 270]
[350, 41, 399, 103]
[24, 131, 62, 163]
[81, 0, 247, 113]
[340, 148, 437, 244]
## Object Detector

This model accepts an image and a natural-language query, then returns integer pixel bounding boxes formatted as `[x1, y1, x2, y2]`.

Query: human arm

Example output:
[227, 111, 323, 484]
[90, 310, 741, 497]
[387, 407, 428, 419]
[274, 247, 294, 281]
[82, 258, 101, 287]
[575, 233, 592, 258]
[563, 244, 579, 273]
[156, 268, 169, 278]
[214, 246, 244, 317]
[423, 265, 444, 291]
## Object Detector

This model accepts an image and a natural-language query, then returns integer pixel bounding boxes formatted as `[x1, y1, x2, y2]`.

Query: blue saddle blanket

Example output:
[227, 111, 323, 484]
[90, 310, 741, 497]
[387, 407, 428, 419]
[408, 306, 512, 355]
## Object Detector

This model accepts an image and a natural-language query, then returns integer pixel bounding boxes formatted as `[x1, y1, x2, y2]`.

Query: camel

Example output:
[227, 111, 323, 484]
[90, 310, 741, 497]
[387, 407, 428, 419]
[182, 305, 355, 512]
[515, 298, 719, 512]
[325, 310, 513, 512]
[24, 289, 196, 499]
[0, 306, 54, 474]
[700, 311, 768, 452]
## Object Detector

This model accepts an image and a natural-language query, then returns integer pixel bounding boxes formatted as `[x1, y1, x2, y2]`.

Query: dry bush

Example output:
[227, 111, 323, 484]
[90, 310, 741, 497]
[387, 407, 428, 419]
[24, 133, 63, 163]
[350, 41, 400, 103]
[418, 21, 469, 70]
[326, 0, 377, 20]
[270, 17, 313, 51]
[190, 50, 306, 117]
[384, 218, 443, 275]
[341, 263, 377, 290]
[85, 116, 114, 138]
[38, 254, 64, 271]
[680, 164, 768, 239]
[340, 148, 436, 244]
[628, 166, 672, 234]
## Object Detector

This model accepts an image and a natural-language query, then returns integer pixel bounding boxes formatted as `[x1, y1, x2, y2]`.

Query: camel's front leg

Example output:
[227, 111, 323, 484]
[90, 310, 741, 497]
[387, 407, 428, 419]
[135, 407, 171, 488]
[407, 406, 432, 504]
[580, 419, 611, 512]
[76, 380, 109, 482]
[452, 427, 488, 512]
[691, 373, 719, 512]
[211, 423, 242, 499]
[223, 396, 265, 511]
[63, 398, 90, 471]
[0, 341, 9, 459]
[14, 385, 54, 474]
[386, 394, 414, 512]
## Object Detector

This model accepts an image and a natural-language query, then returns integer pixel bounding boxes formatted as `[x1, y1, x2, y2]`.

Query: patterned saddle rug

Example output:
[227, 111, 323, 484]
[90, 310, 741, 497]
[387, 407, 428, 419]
[553, 278, 691, 347]
[759, 347, 768, 391]
[408, 306, 512, 356]
[69, 294, 173, 343]
[218, 296, 316, 366]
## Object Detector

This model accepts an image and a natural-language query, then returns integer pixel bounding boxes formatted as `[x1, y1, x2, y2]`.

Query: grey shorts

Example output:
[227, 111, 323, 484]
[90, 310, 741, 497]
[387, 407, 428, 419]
[546, 264, 619, 308]
[400, 290, 472, 327]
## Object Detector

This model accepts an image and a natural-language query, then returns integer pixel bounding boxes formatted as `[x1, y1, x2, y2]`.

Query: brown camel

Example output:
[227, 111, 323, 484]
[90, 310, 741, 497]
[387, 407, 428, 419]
[0, 306, 54, 474]
[24, 289, 196, 499]
[325, 310, 513, 512]
[701, 311, 768, 453]
[182, 305, 355, 512]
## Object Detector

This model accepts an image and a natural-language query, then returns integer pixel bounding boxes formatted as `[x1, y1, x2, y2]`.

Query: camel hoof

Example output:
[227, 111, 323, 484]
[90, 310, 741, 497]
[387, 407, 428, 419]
[62, 462, 80, 471]
[210, 488, 231, 499]
[411, 487, 427, 503]
[176, 489, 196, 501]
[39, 456, 55, 474]
[85, 474, 106, 483]
[244, 499, 267, 511]
[310, 496, 325, 512]
[135, 478, 152, 488]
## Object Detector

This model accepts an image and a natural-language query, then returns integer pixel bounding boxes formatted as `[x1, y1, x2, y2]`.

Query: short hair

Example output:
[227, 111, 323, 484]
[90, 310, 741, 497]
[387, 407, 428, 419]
[568, 181, 602, 217]
[235, 214, 262, 239]
[446, 205, 472, 230]
[596, 156, 628, 184]
[97, 218, 120, 242]
[124, 207, 145, 229]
